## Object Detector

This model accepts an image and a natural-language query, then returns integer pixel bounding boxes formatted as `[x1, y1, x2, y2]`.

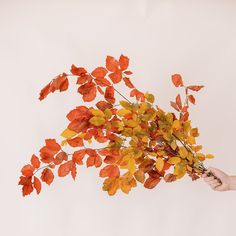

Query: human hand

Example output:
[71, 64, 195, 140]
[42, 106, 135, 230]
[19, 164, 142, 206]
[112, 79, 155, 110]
[201, 167, 231, 191]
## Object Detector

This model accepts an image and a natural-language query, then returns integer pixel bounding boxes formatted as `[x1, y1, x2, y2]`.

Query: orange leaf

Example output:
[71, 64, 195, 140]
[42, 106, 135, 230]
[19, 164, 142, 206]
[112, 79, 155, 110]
[176, 94, 182, 110]
[171, 74, 183, 87]
[54, 151, 68, 165]
[71, 162, 77, 180]
[105, 86, 115, 104]
[22, 181, 34, 196]
[97, 86, 104, 95]
[31, 154, 40, 169]
[33, 176, 42, 194]
[38, 83, 51, 101]
[187, 85, 204, 91]
[181, 112, 189, 121]
[58, 161, 73, 177]
[119, 54, 129, 71]
[108, 72, 122, 83]
[188, 94, 195, 104]
[76, 75, 92, 84]
[21, 164, 35, 177]
[41, 168, 54, 185]
[164, 173, 176, 182]
[96, 101, 113, 111]
[68, 120, 88, 133]
[99, 165, 120, 178]
[78, 82, 97, 102]
[72, 150, 86, 165]
[91, 67, 108, 78]
[123, 77, 134, 88]
[144, 177, 161, 189]
[70, 65, 87, 76]
[66, 106, 91, 122]
[86, 155, 102, 168]
[106, 56, 119, 72]
[94, 77, 111, 87]
[67, 137, 84, 147]
[170, 101, 180, 112]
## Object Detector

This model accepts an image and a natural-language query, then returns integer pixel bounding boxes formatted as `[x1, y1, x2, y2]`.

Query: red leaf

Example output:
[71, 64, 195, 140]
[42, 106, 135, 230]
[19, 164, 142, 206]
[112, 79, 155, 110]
[105, 86, 115, 104]
[99, 165, 120, 178]
[171, 74, 183, 87]
[123, 77, 134, 88]
[96, 101, 113, 111]
[67, 137, 84, 147]
[33, 176, 42, 194]
[144, 177, 161, 189]
[58, 160, 73, 177]
[31, 154, 40, 169]
[70, 65, 87, 76]
[106, 56, 119, 72]
[176, 94, 182, 110]
[91, 67, 108, 78]
[108, 72, 122, 83]
[41, 168, 54, 185]
[187, 85, 204, 91]
[119, 54, 129, 71]
[72, 150, 86, 165]
[21, 164, 35, 177]
[188, 94, 195, 104]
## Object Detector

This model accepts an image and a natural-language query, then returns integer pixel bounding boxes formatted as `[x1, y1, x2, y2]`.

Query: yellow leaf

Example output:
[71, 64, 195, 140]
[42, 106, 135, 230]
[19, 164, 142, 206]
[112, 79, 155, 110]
[61, 140, 67, 146]
[156, 158, 164, 172]
[134, 169, 145, 183]
[170, 140, 177, 150]
[172, 120, 181, 130]
[187, 136, 196, 145]
[190, 128, 199, 137]
[192, 145, 202, 152]
[60, 128, 77, 139]
[117, 108, 131, 117]
[179, 147, 188, 158]
[125, 120, 139, 127]
[206, 154, 214, 159]
[144, 92, 155, 103]
[196, 153, 205, 161]
[89, 116, 105, 126]
[104, 108, 112, 119]
[90, 109, 105, 117]
[120, 100, 132, 110]
[167, 156, 181, 164]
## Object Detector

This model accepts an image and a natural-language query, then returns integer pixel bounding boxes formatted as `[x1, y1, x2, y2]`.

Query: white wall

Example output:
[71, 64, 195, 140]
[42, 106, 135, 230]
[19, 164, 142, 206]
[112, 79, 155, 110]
[1, 0, 236, 236]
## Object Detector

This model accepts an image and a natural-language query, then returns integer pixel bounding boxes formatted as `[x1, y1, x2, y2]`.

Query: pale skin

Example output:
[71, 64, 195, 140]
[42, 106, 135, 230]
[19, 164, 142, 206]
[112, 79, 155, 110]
[201, 167, 236, 191]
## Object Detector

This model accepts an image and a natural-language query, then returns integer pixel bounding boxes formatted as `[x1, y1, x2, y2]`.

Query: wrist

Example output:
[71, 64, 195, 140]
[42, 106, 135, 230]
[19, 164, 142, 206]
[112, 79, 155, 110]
[229, 176, 236, 190]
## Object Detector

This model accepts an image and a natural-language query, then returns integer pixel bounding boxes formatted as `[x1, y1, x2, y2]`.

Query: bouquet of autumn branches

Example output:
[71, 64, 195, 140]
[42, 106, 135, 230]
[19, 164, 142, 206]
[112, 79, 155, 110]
[18, 54, 219, 197]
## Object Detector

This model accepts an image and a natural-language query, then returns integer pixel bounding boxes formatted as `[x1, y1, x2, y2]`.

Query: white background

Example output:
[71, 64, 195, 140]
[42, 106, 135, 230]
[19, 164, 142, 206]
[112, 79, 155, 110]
[1, 1, 236, 236]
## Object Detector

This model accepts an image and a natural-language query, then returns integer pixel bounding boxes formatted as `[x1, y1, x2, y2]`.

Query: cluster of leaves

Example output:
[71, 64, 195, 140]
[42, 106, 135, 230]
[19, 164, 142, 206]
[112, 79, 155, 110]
[19, 54, 214, 196]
